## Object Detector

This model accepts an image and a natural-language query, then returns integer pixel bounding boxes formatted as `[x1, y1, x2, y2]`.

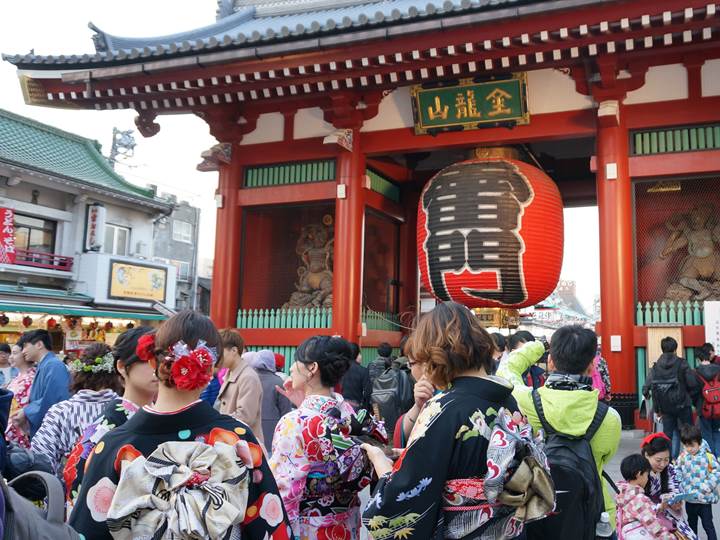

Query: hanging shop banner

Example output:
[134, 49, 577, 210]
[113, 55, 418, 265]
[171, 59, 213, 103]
[109, 260, 167, 303]
[705, 301, 720, 351]
[0, 208, 15, 264]
[85, 204, 106, 252]
[417, 158, 563, 309]
[411, 74, 529, 135]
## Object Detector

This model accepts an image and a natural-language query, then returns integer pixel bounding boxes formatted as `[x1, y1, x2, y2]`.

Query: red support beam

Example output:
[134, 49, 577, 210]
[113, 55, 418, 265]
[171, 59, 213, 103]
[596, 101, 636, 395]
[239, 328, 336, 346]
[362, 330, 403, 348]
[628, 150, 720, 178]
[366, 158, 413, 182]
[360, 109, 596, 155]
[625, 96, 720, 129]
[237, 182, 336, 206]
[333, 130, 366, 343]
[364, 190, 405, 223]
[590, 150, 720, 178]
[632, 325, 707, 348]
[210, 147, 243, 328]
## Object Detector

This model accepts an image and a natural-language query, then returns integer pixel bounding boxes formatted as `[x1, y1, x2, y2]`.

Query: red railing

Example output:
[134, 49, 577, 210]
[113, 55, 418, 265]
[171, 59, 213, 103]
[14, 249, 74, 271]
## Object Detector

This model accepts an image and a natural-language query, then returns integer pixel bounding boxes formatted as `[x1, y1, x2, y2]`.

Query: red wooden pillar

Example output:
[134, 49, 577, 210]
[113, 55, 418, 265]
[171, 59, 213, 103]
[210, 147, 243, 329]
[333, 130, 365, 343]
[596, 100, 636, 394]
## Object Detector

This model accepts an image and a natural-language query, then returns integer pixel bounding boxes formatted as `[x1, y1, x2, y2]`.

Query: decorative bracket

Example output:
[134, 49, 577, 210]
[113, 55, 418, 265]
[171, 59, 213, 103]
[570, 58, 648, 103]
[322, 90, 384, 130]
[194, 106, 259, 143]
[134, 112, 161, 138]
[197, 143, 233, 172]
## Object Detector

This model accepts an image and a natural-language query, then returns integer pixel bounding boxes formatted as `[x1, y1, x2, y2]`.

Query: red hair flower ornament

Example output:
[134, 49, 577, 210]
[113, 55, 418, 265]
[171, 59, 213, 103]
[135, 334, 156, 362]
[168, 340, 217, 391]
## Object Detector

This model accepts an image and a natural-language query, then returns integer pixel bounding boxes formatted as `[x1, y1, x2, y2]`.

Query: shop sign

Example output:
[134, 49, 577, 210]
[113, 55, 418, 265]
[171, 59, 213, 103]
[109, 260, 167, 303]
[85, 204, 106, 252]
[0, 208, 15, 264]
[411, 74, 529, 135]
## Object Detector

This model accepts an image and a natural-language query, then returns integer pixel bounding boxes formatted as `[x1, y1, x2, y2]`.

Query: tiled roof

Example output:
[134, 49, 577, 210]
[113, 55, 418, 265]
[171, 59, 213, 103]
[3, 0, 589, 68]
[0, 108, 164, 205]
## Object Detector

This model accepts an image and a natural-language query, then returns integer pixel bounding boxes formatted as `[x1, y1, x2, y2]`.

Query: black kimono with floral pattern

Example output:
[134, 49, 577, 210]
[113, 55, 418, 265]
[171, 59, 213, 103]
[362, 376, 518, 540]
[69, 400, 292, 540]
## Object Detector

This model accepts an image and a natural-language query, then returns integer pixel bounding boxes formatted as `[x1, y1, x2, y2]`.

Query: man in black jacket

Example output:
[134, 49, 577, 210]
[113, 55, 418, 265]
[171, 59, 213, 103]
[340, 342, 372, 411]
[643, 336, 697, 458]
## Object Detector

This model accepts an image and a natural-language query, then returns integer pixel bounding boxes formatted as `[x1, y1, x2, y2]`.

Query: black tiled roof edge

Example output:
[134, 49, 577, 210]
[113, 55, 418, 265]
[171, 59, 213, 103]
[2, 0, 597, 69]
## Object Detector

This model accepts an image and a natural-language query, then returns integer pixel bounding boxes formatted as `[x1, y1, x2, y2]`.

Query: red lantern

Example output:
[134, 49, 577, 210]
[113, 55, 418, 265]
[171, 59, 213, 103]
[104, 321, 114, 332]
[22, 316, 32, 328]
[417, 158, 563, 309]
[46, 318, 57, 330]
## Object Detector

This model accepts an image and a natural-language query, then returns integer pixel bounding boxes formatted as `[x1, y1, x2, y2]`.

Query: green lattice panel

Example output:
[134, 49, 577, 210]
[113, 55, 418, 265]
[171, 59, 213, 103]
[632, 124, 720, 155]
[244, 160, 336, 187]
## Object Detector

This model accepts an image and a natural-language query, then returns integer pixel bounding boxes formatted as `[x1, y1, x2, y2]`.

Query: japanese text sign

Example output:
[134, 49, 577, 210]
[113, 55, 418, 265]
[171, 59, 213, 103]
[411, 74, 529, 135]
[0, 208, 15, 264]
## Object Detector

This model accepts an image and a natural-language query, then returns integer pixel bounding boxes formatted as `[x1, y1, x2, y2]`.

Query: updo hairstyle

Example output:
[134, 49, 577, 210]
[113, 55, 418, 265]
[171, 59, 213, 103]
[295, 335, 352, 388]
[153, 310, 223, 388]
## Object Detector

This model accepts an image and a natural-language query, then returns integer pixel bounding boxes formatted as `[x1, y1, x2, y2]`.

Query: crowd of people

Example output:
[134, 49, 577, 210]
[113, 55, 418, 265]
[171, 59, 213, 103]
[0, 304, 718, 539]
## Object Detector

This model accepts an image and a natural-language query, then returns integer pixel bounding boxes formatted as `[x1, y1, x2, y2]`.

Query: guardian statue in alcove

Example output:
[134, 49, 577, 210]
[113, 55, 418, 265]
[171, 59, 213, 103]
[283, 217, 334, 309]
[661, 203, 720, 301]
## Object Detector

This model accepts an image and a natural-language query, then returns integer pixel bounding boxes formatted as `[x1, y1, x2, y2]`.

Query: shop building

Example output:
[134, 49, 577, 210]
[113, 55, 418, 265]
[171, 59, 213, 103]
[153, 194, 201, 311]
[0, 108, 176, 350]
[5, 0, 720, 423]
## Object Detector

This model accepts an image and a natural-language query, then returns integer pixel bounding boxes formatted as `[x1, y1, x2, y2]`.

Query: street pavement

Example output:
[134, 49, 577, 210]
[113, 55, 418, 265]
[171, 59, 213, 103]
[607, 430, 720, 540]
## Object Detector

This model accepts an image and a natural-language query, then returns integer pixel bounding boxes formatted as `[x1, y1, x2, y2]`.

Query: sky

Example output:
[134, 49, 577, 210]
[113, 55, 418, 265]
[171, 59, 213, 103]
[0, 1, 600, 311]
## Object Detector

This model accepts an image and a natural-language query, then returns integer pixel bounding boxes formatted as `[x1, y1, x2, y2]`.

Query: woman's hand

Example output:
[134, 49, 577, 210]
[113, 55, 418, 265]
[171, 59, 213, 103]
[361, 444, 395, 477]
[276, 378, 304, 408]
[414, 377, 434, 410]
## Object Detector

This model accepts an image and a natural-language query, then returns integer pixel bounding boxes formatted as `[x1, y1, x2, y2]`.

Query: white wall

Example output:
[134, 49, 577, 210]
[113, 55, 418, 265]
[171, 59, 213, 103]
[527, 68, 594, 114]
[702, 59, 720, 97]
[625, 64, 688, 105]
[294, 107, 334, 139]
[240, 112, 284, 145]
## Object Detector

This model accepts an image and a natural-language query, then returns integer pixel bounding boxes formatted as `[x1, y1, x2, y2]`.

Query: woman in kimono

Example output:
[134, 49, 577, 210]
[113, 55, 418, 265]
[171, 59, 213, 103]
[270, 335, 386, 540]
[31, 342, 121, 475]
[63, 326, 159, 511]
[362, 301, 525, 539]
[642, 432, 697, 539]
[69, 310, 292, 540]
[5, 344, 36, 448]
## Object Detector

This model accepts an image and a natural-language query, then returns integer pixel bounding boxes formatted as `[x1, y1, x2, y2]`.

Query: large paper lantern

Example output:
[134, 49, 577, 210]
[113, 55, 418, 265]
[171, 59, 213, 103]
[417, 158, 563, 309]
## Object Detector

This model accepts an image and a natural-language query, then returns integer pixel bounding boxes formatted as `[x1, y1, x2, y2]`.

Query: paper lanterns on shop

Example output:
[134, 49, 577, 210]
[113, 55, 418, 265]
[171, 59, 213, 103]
[417, 158, 564, 309]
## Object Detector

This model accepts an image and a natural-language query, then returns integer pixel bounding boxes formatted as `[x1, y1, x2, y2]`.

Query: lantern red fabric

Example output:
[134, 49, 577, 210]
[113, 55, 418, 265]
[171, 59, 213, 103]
[417, 158, 563, 309]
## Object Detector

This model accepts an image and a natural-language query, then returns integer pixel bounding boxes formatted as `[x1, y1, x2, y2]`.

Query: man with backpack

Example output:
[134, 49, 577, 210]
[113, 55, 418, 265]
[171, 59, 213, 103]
[370, 353, 414, 435]
[692, 347, 720, 456]
[368, 342, 393, 383]
[642, 336, 696, 458]
[498, 325, 621, 540]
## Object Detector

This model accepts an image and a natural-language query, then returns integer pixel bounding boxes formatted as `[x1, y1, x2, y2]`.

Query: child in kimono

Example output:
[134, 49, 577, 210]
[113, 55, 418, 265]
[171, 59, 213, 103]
[616, 453, 676, 539]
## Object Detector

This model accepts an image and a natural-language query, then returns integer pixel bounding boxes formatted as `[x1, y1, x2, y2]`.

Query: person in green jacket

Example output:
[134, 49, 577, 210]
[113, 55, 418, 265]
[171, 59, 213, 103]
[497, 326, 622, 533]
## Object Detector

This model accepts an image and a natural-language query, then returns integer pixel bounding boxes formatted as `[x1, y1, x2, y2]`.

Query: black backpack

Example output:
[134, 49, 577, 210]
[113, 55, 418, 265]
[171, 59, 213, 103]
[370, 367, 413, 431]
[651, 362, 685, 415]
[526, 390, 608, 540]
[2, 471, 81, 539]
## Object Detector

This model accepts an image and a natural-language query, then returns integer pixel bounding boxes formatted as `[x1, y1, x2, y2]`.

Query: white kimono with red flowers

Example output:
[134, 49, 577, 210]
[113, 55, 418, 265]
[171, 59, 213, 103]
[270, 394, 373, 540]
